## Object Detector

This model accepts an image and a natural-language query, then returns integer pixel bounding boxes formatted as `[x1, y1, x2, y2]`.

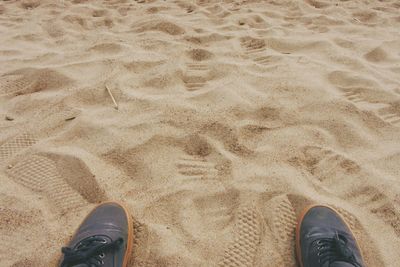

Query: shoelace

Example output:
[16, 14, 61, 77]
[313, 232, 362, 267]
[60, 236, 123, 267]
[314, 233, 362, 267]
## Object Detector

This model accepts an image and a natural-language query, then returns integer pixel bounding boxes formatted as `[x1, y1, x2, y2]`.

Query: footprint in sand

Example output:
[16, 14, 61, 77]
[352, 10, 381, 26]
[104, 134, 231, 189]
[218, 205, 262, 267]
[144, 190, 246, 265]
[328, 71, 400, 127]
[344, 186, 400, 237]
[203, 4, 232, 19]
[0, 105, 79, 164]
[195, 0, 212, 7]
[7, 153, 106, 213]
[341, 88, 377, 104]
[130, 218, 151, 267]
[364, 46, 389, 63]
[89, 42, 122, 54]
[179, 134, 232, 184]
[200, 121, 253, 157]
[338, 86, 395, 105]
[192, 191, 240, 233]
[0, 68, 71, 97]
[181, 191, 263, 265]
[134, 19, 185, 36]
[0, 133, 37, 163]
[240, 37, 280, 66]
[301, 145, 361, 183]
[341, 89, 400, 126]
[183, 48, 214, 91]
[182, 63, 210, 91]
[176, 155, 218, 182]
[328, 70, 379, 89]
[263, 195, 297, 267]
[7, 155, 85, 213]
[299, 146, 400, 237]
[0, 74, 31, 96]
[376, 102, 400, 126]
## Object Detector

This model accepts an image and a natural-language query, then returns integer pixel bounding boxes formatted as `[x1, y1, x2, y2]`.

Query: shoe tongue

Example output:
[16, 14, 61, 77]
[330, 261, 356, 267]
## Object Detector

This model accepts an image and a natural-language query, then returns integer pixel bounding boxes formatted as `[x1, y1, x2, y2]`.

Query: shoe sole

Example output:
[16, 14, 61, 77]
[63, 201, 134, 267]
[116, 201, 134, 267]
[295, 204, 363, 267]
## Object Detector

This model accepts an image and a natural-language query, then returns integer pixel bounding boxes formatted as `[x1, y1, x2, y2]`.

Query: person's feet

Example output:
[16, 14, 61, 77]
[59, 202, 133, 267]
[296, 205, 365, 267]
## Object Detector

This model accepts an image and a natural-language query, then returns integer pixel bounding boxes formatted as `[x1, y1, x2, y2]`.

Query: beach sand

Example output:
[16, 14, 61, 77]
[1, 0, 400, 266]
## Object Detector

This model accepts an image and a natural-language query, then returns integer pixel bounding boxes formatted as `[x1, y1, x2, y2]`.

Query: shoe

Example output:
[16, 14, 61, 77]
[296, 205, 365, 267]
[59, 202, 133, 267]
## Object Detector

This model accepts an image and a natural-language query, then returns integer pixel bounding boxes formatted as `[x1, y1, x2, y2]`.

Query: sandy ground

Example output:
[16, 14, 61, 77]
[0, 0, 400, 266]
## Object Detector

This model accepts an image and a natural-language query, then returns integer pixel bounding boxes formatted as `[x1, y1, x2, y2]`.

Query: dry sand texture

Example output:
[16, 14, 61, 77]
[1, 0, 400, 266]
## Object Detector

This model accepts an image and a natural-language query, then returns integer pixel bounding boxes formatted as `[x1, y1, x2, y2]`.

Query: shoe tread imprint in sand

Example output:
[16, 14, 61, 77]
[218, 204, 262, 267]
[203, 4, 232, 19]
[297, 145, 400, 265]
[183, 62, 210, 91]
[263, 195, 297, 267]
[298, 146, 400, 238]
[0, 105, 80, 164]
[144, 190, 244, 265]
[6, 153, 106, 214]
[341, 89, 400, 126]
[177, 134, 231, 186]
[32, 104, 81, 134]
[0, 74, 31, 96]
[0, 68, 72, 96]
[190, 190, 240, 237]
[139, 192, 204, 265]
[329, 70, 400, 127]
[183, 48, 216, 91]
[344, 185, 400, 237]
[298, 146, 362, 187]
[240, 37, 278, 67]
[376, 101, 400, 126]
[130, 218, 151, 267]
[176, 155, 219, 182]
[0, 133, 37, 162]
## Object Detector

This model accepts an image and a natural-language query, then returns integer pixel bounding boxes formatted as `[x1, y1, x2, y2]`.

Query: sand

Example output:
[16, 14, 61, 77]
[0, 0, 400, 266]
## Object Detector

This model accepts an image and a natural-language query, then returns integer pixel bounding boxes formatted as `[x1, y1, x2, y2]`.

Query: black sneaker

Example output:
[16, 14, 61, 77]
[296, 205, 365, 267]
[59, 202, 134, 267]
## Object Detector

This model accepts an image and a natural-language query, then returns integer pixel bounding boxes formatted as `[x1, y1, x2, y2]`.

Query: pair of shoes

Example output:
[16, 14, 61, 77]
[59, 203, 365, 267]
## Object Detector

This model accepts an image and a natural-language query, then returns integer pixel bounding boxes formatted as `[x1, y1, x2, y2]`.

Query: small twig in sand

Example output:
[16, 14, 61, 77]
[5, 115, 14, 121]
[65, 116, 76, 121]
[105, 85, 119, 110]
